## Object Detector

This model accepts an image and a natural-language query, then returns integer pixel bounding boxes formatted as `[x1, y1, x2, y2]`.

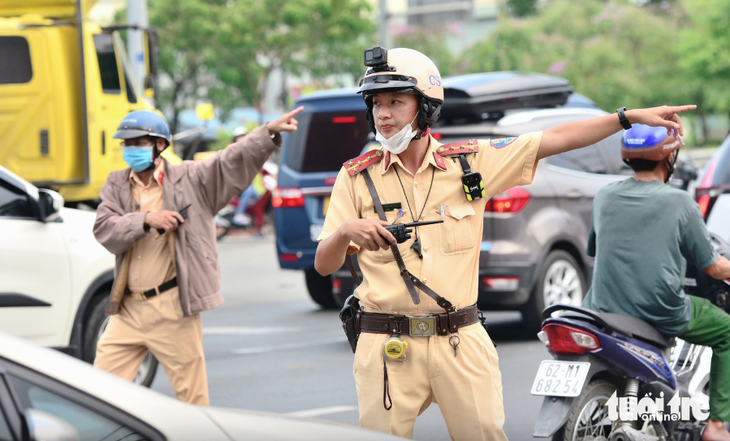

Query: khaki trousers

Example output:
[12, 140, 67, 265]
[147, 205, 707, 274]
[354, 323, 507, 441]
[94, 288, 209, 406]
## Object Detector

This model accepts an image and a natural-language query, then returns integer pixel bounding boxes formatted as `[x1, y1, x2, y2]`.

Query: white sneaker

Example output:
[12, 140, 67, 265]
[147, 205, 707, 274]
[232, 213, 251, 226]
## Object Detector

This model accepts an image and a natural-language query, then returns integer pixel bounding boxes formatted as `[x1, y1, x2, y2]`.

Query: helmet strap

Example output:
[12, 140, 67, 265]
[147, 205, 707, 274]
[145, 138, 168, 172]
[664, 150, 678, 183]
[412, 126, 429, 141]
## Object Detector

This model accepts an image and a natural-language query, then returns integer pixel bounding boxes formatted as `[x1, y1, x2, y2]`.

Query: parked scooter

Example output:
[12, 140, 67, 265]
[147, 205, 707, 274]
[532, 234, 730, 441]
[214, 212, 232, 241]
[214, 161, 278, 241]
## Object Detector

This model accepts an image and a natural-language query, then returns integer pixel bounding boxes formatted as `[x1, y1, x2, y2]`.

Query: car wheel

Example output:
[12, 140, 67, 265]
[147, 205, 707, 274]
[82, 295, 159, 387]
[522, 250, 586, 330]
[305, 268, 338, 309]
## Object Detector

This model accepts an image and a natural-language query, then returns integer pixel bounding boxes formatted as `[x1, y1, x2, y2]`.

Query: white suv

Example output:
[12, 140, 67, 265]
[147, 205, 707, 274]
[0, 165, 156, 386]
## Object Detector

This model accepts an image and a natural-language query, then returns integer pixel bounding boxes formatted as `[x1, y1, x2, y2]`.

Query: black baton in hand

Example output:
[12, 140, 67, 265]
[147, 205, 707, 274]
[157, 203, 191, 235]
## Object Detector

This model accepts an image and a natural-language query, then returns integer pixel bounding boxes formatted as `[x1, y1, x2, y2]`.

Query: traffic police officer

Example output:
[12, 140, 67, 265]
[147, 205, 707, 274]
[314, 47, 696, 440]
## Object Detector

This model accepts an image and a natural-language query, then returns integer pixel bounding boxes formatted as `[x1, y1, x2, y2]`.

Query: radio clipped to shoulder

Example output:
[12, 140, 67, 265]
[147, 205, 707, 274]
[458, 154, 485, 201]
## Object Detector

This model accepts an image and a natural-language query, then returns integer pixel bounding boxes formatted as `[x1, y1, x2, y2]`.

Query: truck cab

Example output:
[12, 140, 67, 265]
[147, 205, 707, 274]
[0, 0, 172, 204]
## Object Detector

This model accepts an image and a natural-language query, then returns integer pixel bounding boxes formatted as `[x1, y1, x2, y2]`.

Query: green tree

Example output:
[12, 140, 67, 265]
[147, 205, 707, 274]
[678, 0, 730, 143]
[147, 0, 230, 134]
[393, 24, 456, 77]
[141, 0, 374, 133]
[462, 0, 688, 117]
[205, 0, 375, 120]
[505, 0, 538, 17]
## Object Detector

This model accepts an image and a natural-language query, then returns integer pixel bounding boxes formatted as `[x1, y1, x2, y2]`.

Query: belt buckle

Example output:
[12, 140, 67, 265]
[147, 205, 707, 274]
[409, 316, 437, 337]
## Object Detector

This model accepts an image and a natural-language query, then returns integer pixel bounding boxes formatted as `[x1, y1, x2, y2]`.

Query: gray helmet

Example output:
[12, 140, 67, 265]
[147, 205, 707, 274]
[113, 110, 171, 146]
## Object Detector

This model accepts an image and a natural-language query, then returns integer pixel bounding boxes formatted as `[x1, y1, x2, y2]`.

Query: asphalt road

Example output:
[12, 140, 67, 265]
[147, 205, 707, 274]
[149, 233, 549, 440]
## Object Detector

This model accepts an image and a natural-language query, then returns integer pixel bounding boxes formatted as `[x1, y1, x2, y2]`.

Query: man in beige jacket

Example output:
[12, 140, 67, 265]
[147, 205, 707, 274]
[93, 108, 302, 405]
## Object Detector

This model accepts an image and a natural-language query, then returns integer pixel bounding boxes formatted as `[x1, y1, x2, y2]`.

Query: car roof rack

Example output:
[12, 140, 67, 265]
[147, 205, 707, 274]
[440, 72, 573, 125]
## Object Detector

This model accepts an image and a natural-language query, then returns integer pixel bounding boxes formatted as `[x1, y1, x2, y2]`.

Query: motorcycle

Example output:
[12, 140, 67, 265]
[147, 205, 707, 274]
[214, 211, 232, 241]
[214, 161, 277, 241]
[532, 233, 730, 441]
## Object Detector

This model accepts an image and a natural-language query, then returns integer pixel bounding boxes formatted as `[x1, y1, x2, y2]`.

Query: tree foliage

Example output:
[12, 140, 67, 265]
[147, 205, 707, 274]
[461, 0, 730, 143]
[463, 0, 688, 113]
[143, 0, 374, 132]
[678, 0, 730, 142]
[393, 24, 457, 77]
[505, 0, 539, 17]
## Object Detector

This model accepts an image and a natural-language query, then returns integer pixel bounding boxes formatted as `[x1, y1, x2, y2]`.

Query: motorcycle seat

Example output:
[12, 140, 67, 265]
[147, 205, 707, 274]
[562, 310, 675, 349]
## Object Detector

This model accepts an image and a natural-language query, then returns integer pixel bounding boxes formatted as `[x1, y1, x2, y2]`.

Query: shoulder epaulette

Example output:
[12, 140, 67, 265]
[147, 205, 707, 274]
[344, 149, 385, 176]
[436, 140, 479, 156]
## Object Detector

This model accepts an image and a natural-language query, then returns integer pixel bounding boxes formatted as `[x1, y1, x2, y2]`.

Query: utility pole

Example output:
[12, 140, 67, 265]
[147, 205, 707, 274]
[379, 0, 392, 48]
[127, 0, 148, 94]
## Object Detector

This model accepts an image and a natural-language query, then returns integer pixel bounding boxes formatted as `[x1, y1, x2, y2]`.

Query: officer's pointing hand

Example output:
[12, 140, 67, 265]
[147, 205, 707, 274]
[628, 105, 696, 136]
[342, 219, 396, 252]
[267, 106, 304, 135]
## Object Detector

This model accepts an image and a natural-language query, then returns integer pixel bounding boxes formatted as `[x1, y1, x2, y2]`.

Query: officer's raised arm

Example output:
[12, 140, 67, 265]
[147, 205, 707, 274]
[537, 105, 696, 160]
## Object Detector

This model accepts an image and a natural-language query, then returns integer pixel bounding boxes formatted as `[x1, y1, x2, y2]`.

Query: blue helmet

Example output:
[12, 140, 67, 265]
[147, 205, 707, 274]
[621, 124, 681, 162]
[113, 110, 171, 146]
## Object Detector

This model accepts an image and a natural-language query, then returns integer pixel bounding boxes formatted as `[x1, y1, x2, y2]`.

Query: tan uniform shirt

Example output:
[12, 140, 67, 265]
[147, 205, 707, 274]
[127, 162, 176, 292]
[319, 133, 542, 315]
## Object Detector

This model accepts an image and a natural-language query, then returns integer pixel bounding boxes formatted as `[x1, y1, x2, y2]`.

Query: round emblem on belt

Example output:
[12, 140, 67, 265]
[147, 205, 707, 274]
[416, 320, 430, 333]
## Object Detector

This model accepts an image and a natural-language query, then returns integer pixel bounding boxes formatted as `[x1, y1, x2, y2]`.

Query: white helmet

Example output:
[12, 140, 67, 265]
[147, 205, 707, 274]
[357, 47, 443, 136]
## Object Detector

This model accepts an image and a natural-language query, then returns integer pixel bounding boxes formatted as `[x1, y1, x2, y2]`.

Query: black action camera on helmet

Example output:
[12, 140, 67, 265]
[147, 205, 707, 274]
[364, 47, 387, 67]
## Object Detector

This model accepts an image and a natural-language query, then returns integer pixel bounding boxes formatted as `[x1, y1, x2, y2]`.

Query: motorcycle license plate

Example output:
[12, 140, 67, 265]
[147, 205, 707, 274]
[530, 360, 590, 397]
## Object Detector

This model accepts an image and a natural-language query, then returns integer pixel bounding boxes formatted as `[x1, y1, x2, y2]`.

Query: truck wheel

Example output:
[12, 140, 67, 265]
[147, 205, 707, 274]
[561, 380, 616, 441]
[305, 268, 337, 309]
[523, 250, 585, 331]
[82, 295, 159, 388]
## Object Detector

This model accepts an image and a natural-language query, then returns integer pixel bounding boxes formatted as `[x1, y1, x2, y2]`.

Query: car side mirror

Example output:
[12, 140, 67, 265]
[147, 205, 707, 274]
[22, 409, 79, 441]
[38, 189, 64, 222]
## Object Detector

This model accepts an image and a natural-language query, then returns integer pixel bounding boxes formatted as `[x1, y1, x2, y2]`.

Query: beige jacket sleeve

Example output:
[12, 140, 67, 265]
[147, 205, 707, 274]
[189, 124, 282, 214]
[93, 175, 148, 256]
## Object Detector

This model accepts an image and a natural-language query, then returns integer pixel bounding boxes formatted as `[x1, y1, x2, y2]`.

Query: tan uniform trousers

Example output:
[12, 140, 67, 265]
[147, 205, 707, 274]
[354, 323, 507, 441]
[94, 288, 209, 406]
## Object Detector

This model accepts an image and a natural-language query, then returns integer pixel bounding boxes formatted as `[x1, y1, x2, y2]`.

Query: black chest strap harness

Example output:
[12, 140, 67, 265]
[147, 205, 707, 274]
[349, 169, 456, 312]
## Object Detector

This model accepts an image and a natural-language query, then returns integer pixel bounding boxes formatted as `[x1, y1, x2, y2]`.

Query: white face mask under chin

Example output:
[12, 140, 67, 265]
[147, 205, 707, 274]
[375, 114, 419, 155]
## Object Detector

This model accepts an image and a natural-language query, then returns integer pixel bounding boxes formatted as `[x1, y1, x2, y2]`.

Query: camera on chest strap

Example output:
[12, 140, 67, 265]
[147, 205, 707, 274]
[458, 154, 484, 201]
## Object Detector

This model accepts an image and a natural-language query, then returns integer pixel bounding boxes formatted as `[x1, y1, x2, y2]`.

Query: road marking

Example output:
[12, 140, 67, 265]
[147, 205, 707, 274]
[204, 326, 299, 335]
[232, 337, 344, 355]
[286, 406, 358, 418]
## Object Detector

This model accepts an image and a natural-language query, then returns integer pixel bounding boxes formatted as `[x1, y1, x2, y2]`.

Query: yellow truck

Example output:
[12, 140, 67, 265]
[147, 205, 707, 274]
[0, 0, 175, 204]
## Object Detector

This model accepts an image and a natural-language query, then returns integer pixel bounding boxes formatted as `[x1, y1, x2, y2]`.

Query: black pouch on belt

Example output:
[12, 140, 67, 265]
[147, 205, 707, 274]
[339, 294, 361, 353]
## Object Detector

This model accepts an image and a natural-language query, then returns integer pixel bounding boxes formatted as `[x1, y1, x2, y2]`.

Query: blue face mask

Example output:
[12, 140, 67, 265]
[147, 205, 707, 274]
[122, 147, 154, 173]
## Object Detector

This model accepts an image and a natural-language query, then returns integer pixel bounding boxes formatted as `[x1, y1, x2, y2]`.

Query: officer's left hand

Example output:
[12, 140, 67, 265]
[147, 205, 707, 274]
[267, 106, 304, 135]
